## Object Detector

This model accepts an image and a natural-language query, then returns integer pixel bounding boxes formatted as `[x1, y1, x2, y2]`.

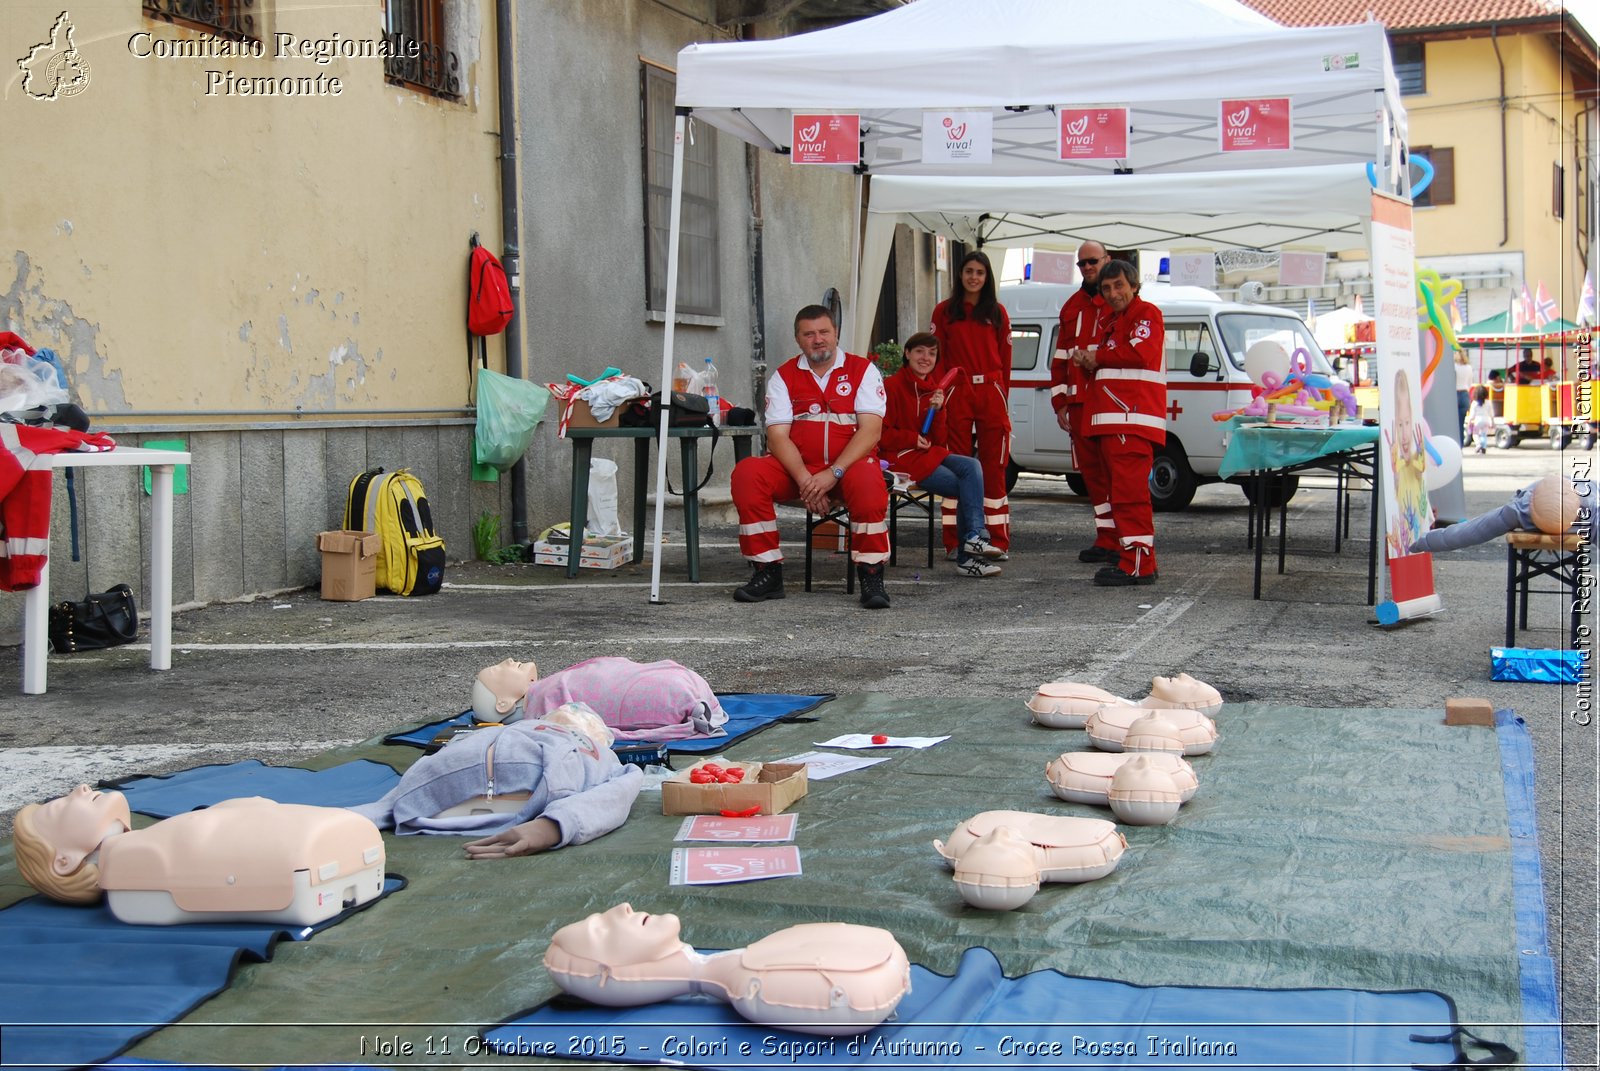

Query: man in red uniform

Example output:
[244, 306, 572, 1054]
[730, 305, 892, 609]
[1078, 260, 1166, 586]
[1050, 241, 1117, 564]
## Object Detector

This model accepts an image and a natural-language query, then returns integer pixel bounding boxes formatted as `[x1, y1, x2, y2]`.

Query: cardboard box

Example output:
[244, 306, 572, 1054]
[566, 396, 643, 429]
[532, 534, 634, 570]
[317, 530, 379, 601]
[661, 760, 808, 816]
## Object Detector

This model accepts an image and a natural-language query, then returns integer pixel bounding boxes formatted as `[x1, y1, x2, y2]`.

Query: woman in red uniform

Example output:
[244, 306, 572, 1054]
[931, 251, 1012, 557]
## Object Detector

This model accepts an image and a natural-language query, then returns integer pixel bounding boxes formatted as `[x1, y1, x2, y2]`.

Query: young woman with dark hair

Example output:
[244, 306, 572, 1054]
[930, 250, 1013, 557]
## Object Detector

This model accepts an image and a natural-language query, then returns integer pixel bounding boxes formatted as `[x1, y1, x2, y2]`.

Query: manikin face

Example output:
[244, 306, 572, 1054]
[1101, 273, 1138, 314]
[795, 317, 838, 365]
[961, 259, 988, 296]
[477, 658, 538, 714]
[1076, 244, 1108, 287]
[34, 785, 131, 875]
[556, 903, 686, 965]
[905, 344, 938, 378]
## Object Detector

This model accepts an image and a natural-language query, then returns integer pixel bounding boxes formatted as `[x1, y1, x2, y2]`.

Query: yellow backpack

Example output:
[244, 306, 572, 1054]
[344, 467, 446, 595]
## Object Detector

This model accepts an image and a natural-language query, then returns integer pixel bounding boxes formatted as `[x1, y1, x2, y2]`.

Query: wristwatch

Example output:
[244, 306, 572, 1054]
[831, 466, 845, 480]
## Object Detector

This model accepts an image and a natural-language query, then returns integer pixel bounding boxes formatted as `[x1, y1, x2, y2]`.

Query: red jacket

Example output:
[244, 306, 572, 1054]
[1051, 287, 1110, 414]
[931, 299, 1012, 411]
[773, 352, 880, 467]
[881, 367, 954, 483]
[1084, 295, 1167, 444]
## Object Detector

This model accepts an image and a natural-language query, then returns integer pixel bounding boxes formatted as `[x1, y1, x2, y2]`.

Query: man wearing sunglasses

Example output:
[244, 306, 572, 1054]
[1050, 242, 1118, 565]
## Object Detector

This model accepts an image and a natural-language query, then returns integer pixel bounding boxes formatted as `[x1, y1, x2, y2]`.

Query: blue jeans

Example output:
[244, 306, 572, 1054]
[916, 454, 986, 560]
[1457, 390, 1470, 445]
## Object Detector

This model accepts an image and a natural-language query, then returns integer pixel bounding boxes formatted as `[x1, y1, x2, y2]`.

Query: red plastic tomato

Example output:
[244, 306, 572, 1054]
[701, 763, 723, 774]
[724, 767, 746, 782]
[689, 769, 715, 784]
[871, 734, 889, 745]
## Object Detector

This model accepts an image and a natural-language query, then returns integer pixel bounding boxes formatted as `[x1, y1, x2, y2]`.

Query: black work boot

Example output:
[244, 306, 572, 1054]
[733, 562, 785, 603]
[857, 562, 891, 609]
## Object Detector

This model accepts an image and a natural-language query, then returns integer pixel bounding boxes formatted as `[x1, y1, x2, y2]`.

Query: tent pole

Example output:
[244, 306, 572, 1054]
[649, 110, 690, 604]
[848, 172, 864, 350]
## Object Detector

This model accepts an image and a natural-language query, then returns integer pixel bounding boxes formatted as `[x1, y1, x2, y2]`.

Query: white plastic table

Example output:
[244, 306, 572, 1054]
[20, 446, 192, 694]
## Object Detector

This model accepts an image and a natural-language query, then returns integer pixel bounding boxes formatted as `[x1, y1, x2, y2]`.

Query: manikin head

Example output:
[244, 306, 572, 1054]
[13, 785, 132, 903]
[471, 658, 539, 722]
[549, 903, 689, 970]
[1529, 476, 1581, 534]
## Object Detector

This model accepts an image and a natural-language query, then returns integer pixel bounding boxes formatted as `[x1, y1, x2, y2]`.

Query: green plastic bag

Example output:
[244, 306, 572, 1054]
[473, 369, 550, 472]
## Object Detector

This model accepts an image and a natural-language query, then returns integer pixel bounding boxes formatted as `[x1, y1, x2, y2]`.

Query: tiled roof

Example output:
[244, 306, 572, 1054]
[1237, 0, 1560, 30]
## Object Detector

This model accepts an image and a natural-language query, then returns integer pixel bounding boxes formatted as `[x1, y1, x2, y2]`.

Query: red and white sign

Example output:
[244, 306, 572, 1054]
[669, 845, 803, 886]
[1057, 107, 1128, 160]
[1033, 251, 1077, 285]
[676, 813, 799, 843]
[1219, 97, 1292, 152]
[1278, 251, 1326, 287]
[922, 110, 992, 165]
[791, 113, 859, 166]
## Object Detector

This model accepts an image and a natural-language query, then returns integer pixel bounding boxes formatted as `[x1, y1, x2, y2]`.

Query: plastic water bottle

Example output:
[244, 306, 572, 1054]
[701, 356, 720, 425]
[672, 361, 693, 394]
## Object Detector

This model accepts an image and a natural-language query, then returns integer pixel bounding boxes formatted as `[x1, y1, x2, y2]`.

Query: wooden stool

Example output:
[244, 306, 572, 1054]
[1504, 531, 1585, 647]
[802, 499, 854, 593]
[889, 484, 937, 568]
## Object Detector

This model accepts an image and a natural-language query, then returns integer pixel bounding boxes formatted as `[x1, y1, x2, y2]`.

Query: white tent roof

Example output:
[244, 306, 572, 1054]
[867, 165, 1377, 253]
[677, 0, 1405, 177]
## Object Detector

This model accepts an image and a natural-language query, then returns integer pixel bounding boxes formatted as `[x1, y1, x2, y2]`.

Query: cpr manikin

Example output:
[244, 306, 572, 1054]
[544, 903, 911, 1036]
[1028, 672, 1223, 728]
[13, 785, 385, 926]
[472, 658, 540, 722]
[933, 810, 1126, 910]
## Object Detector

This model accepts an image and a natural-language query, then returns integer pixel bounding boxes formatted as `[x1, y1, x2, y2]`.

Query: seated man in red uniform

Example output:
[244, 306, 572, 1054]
[730, 305, 892, 610]
[1077, 259, 1166, 586]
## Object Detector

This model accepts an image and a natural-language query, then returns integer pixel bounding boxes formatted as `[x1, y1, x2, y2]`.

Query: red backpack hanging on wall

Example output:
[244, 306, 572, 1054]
[467, 234, 514, 336]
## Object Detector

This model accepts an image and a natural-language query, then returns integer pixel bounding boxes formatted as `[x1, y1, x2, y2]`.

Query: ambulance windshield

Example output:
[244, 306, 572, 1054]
[1216, 313, 1332, 376]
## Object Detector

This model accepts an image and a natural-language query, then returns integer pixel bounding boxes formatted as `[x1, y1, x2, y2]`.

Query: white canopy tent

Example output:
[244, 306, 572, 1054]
[646, 0, 1410, 601]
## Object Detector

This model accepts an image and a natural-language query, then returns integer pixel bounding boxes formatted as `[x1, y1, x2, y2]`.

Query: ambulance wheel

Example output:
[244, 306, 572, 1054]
[1549, 425, 1572, 450]
[1065, 473, 1089, 497]
[1005, 460, 1021, 493]
[1493, 425, 1518, 450]
[1149, 444, 1198, 512]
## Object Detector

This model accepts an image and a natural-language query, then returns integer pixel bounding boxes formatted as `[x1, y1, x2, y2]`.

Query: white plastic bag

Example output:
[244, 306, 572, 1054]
[0, 351, 69, 416]
[586, 458, 623, 537]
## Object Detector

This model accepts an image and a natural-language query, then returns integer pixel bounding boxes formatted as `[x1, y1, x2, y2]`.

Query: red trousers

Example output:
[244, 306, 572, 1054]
[731, 454, 890, 565]
[1068, 404, 1117, 552]
[943, 385, 1011, 552]
[1088, 434, 1157, 576]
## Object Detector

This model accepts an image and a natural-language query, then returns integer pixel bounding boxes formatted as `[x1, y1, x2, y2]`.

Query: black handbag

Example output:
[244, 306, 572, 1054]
[48, 584, 139, 653]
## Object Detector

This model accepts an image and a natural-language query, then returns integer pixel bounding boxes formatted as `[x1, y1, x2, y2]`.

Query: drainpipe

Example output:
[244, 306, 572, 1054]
[1492, 25, 1510, 248]
[747, 143, 768, 412]
[494, 0, 528, 544]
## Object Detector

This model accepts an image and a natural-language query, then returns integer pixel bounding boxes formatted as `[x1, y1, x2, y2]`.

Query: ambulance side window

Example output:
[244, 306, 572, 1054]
[1164, 323, 1217, 373]
[1010, 324, 1045, 371]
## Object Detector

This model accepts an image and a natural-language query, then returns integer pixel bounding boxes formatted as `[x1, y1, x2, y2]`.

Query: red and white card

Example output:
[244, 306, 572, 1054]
[1220, 98, 1292, 152]
[670, 846, 803, 886]
[674, 814, 799, 843]
[1057, 107, 1128, 160]
[791, 114, 859, 166]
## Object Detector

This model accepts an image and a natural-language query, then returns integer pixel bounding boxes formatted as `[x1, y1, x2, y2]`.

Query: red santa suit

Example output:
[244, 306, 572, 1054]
[0, 423, 116, 591]
[1052, 286, 1115, 554]
[1083, 295, 1166, 578]
[932, 299, 1011, 553]
[731, 349, 890, 566]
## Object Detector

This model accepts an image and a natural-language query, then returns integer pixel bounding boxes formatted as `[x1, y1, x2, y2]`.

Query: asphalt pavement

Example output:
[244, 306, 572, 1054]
[1, 439, 1593, 1060]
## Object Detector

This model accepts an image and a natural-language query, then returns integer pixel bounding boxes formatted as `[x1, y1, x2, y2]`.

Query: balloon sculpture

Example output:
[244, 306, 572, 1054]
[1211, 344, 1360, 423]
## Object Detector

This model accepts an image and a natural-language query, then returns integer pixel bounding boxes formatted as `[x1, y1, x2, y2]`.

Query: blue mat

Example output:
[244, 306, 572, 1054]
[484, 946, 1468, 1069]
[0, 876, 404, 1071]
[383, 693, 833, 754]
[102, 759, 402, 818]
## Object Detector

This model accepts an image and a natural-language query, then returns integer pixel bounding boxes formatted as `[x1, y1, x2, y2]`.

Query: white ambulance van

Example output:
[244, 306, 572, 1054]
[1001, 281, 1336, 511]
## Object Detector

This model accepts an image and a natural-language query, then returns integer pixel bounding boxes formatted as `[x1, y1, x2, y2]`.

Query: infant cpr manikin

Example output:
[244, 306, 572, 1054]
[13, 787, 385, 926]
[1028, 673, 1222, 728]
[544, 904, 911, 1036]
[1085, 706, 1218, 756]
[934, 810, 1126, 910]
[1046, 750, 1199, 807]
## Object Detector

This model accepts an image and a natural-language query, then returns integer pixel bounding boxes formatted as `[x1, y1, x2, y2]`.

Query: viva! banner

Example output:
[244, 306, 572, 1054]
[790, 114, 859, 166]
[921, 110, 992, 165]
[1370, 192, 1441, 625]
[1057, 107, 1128, 160]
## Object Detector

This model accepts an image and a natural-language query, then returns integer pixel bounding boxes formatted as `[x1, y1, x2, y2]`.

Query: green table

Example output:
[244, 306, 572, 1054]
[564, 424, 757, 581]
[1219, 420, 1381, 602]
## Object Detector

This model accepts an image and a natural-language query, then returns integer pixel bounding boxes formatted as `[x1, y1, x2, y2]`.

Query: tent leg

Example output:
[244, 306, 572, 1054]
[649, 110, 690, 604]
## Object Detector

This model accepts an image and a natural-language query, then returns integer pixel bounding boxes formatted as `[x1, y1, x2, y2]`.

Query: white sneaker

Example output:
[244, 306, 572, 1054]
[961, 537, 1005, 559]
[955, 558, 1002, 578]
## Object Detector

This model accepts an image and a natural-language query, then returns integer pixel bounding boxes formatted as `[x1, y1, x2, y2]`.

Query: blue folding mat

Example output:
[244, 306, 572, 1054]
[383, 692, 834, 754]
[0, 877, 405, 1071]
[485, 946, 1483, 1069]
[101, 759, 402, 818]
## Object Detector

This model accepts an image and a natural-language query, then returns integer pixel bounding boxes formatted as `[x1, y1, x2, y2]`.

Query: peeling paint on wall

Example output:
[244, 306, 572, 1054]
[2, 252, 129, 411]
[278, 314, 293, 353]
